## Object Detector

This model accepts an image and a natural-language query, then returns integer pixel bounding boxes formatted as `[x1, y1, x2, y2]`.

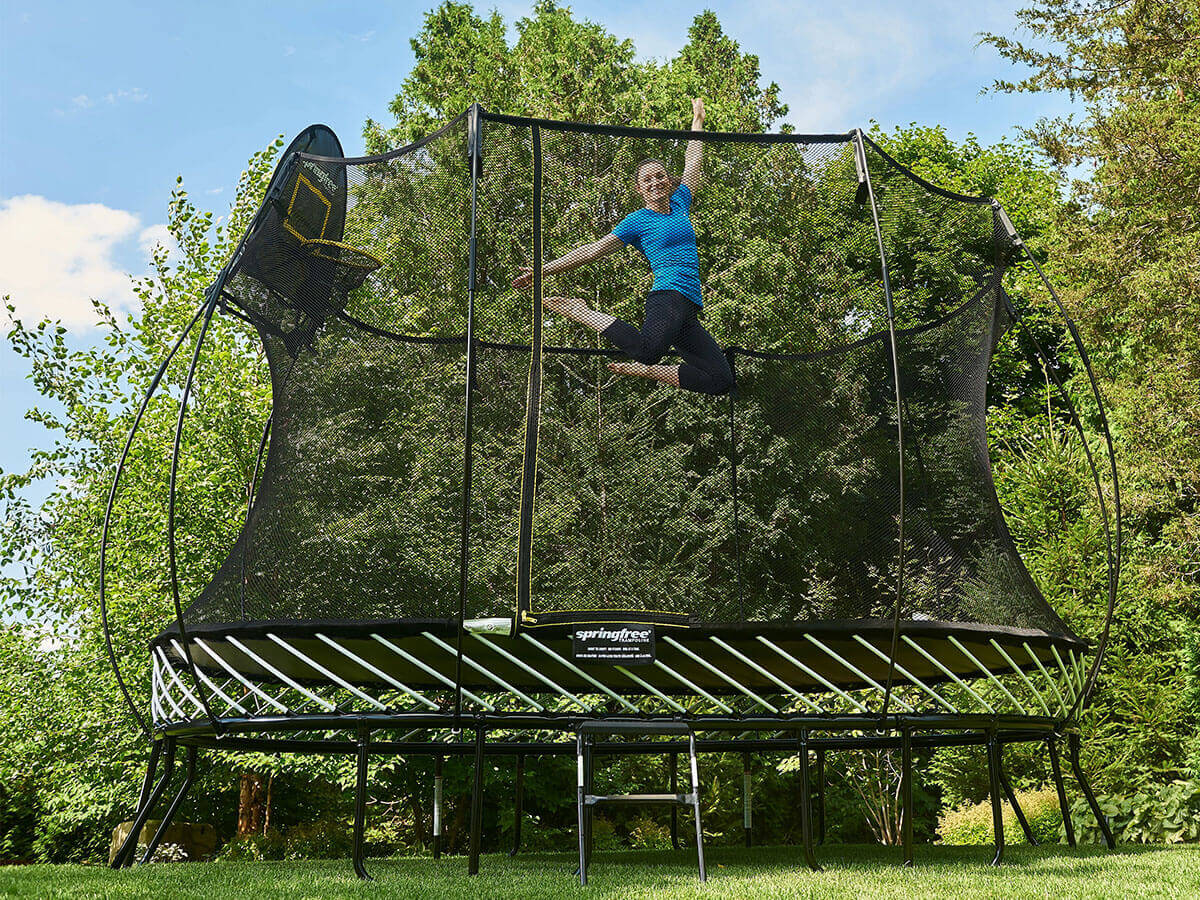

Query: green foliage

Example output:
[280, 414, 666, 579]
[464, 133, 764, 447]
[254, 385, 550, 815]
[3, 0, 1197, 865]
[982, 0, 1200, 797]
[1068, 779, 1200, 845]
[1186, 632, 1200, 779]
[938, 788, 1063, 845]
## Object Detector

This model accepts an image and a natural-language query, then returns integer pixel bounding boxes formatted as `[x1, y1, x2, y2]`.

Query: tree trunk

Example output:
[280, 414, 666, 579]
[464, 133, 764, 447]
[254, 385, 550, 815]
[446, 792, 468, 852]
[238, 771, 268, 837]
[410, 792, 427, 848]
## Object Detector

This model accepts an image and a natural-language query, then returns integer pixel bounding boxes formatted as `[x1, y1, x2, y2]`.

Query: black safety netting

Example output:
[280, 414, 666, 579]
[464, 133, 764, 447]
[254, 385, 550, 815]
[178, 112, 1077, 643]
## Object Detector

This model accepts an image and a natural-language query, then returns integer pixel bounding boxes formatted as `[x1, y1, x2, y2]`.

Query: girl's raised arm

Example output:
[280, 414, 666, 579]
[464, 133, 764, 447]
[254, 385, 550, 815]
[512, 233, 624, 290]
[681, 98, 705, 195]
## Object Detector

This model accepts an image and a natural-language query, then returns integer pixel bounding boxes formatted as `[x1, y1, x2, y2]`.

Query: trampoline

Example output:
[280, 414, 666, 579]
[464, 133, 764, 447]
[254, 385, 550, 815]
[103, 106, 1119, 878]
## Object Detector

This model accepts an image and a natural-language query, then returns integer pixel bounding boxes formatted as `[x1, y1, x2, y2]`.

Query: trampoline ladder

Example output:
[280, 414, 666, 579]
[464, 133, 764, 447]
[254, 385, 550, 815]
[575, 719, 706, 885]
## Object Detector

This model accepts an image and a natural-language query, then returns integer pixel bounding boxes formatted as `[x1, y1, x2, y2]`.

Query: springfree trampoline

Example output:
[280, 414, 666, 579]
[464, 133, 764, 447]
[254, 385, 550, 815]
[104, 106, 1120, 879]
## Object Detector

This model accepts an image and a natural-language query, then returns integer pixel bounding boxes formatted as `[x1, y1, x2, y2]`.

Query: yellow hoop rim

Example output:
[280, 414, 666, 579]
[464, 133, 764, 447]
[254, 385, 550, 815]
[299, 237, 383, 270]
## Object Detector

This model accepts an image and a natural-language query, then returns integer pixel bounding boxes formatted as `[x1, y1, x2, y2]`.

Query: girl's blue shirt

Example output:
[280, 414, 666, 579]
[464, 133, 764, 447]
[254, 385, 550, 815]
[611, 183, 702, 306]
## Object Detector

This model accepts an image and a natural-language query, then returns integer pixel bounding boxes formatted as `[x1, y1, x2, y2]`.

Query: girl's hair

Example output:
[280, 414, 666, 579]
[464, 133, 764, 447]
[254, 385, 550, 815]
[633, 158, 679, 189]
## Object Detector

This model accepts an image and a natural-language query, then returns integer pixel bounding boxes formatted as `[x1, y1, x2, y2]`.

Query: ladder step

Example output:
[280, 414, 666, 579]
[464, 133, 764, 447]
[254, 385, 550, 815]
[585, 793, 696, 806]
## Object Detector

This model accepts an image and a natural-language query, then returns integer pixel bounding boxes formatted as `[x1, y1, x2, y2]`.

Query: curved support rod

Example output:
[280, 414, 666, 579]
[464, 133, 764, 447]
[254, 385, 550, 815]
[1005, 299, 1116, 720]
[100, 301, 207, 739]
[113, 739, 177, 868]
[140, 745, 198, 864]
[986, 731, 1005, 866]
[165, 295, 223, 733]
[1002, 233, 1120, 717]
[853, 128, 907, 719]
[1047, 736, 1076, 847]
[238, 415, 272, 620]
[353, 726, 373, 880]
[1021, 249, 1120, 714]
[1068, 732, 1115, 849]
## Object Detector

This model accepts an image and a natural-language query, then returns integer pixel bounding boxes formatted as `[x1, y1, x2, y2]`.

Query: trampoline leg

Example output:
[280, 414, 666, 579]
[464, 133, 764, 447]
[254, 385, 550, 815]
[584, 736, 595, 875]
[509, 753, 524, 857]
[797, 730, 822, 872]
[986, 731, 1005, 866]
[689, 733, 706, 883]
[742, 751, 752, 848]
[468, 726, 485, 875]
[432, 755, 444, 859]
[352, 725, 372, 881]
[135, 740, 163, 819]
[815, 747, 826, 846]
[112, 740, 162, 869]
[140, 745, 197, 865]
[576, 733, 587, 886]
[1047, 737, 1076, 848]
[1068, 732, 1115, 850]
[114, 738, 176, 869]
[669, 752, 680, 850]
[901, 728, 914, 867]
[998, 749, 1038, 846]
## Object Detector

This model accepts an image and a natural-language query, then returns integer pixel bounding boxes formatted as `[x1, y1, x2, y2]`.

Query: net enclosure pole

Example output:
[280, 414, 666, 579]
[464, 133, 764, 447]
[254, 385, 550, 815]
[165, 291, 224, 734]
[995, 203, 1120, 716]
[455, 102, 484, 730]
[101, 299, 207, 740]
[514, 123, 544, 624]
[854, 129, 907, 720]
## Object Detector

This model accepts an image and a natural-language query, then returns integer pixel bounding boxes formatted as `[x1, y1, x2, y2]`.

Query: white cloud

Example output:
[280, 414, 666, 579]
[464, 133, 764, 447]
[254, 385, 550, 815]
[55, 87, 149, 116]
[0, 195, 166, 329]
[138, 222, 179, 262]
[704, 0, 987, 130]
[102, 87, 149, 105]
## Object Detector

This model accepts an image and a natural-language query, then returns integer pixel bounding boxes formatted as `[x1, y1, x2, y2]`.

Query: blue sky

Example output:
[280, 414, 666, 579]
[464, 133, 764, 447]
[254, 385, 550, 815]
[0, 0, 1076, 485]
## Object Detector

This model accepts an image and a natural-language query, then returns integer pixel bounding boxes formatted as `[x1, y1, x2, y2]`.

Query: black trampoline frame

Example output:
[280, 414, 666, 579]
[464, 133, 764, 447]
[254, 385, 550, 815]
[102, 105, 1121, 878]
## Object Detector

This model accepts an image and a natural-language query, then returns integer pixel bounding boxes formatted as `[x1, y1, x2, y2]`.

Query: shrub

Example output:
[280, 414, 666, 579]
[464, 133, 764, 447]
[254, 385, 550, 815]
[938, 788, 1064, 845]
[215, 830, 286, 861]
[1070, 780, 1200, 845]
[626, 813, 672, 850]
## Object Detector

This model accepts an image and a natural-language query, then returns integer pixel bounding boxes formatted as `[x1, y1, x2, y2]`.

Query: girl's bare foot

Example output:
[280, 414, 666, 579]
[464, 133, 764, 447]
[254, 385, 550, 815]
[544, 296, 615, 332]
[543, 295, 588, 319]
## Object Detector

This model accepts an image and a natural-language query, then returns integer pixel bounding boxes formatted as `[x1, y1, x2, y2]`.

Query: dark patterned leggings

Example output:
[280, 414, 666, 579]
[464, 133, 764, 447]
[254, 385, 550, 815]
[600, 290, 735, 396]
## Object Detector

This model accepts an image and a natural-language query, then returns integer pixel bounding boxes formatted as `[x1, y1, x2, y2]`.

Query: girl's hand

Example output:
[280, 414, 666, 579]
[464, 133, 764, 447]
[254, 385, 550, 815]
[512, 266, 533, 290]
[692, 98, 705, 125]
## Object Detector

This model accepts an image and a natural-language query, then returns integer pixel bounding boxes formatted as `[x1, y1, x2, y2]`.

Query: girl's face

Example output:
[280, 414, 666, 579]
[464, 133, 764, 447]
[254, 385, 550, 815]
[635, 162, 671, 206]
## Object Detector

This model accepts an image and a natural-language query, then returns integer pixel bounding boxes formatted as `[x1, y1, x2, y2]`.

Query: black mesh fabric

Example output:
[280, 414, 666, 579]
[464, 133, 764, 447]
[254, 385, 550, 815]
[179, 113, 1077, 645]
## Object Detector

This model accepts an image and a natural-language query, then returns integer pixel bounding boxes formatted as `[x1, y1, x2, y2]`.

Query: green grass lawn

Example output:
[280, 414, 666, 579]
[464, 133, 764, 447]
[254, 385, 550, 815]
[3, 844, 1198, 899]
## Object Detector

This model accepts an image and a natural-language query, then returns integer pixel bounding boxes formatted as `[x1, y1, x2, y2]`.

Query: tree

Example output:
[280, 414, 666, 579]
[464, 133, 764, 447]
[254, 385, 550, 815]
[983, 0, 1200, 788]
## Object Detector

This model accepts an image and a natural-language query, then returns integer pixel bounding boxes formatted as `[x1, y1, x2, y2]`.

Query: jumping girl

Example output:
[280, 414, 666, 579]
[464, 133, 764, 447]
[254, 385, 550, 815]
[512, 98, 734, 396]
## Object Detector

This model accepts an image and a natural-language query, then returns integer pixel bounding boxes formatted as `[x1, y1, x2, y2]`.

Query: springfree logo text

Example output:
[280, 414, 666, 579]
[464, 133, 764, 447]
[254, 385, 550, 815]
[573, 627, 653, 643]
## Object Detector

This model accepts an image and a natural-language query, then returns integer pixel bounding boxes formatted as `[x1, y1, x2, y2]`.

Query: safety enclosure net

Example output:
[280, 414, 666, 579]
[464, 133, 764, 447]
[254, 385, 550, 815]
[178, 109, 1077, 645]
